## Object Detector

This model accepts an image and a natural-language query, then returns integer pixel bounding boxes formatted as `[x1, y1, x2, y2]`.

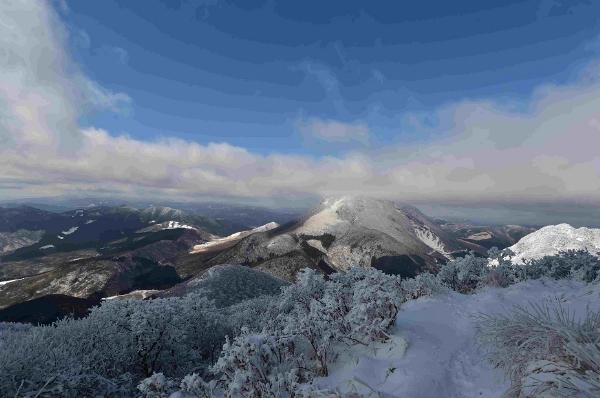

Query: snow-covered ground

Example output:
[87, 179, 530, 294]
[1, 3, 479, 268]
[61, 226, 79, 235]
[504, 223, 600, 264]
[314, 279, 600, 398]
[103, 289, 160, 300]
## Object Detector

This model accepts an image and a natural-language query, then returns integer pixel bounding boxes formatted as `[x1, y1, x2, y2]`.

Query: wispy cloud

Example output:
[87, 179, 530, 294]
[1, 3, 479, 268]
[298, 118, 370, 144]
[1, 0, 599, 207]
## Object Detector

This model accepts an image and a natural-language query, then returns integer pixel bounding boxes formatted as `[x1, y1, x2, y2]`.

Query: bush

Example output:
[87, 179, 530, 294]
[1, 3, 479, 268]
[0, 291, 270, 397]
[436, 254, 490, 293]
[523, 250, 600, 283]
[0, 267, 401, 397]
[137, 372, 177, 398]
[208, 267, 403, 397]
[476, 300, 600, 397]
[401, 272, 446, 300]
[212, 328, 306, 398]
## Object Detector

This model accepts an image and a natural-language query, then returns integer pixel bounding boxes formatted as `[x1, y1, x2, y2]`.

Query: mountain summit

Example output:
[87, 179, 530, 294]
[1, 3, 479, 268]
[503, 223, 600, 264]
[196, 196, 482, 280]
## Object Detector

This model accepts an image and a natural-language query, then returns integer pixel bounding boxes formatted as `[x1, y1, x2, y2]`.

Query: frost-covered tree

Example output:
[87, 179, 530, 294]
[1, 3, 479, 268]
[206, 267, 403, 397]
[400, 272, 446, 300]
[523, 250, 600, 283]
[212, 327, 306, 398]
[137, 372, 177, 398]
[437, 254, 489, 293]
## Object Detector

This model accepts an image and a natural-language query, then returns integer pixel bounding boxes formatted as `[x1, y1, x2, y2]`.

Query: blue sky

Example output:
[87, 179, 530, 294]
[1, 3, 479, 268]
[2, 0, 600, 222]
[63, 0, 600, 155]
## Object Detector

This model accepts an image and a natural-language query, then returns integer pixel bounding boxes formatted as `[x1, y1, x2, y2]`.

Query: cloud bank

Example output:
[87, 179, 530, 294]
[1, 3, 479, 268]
[1, 0, 599, 206]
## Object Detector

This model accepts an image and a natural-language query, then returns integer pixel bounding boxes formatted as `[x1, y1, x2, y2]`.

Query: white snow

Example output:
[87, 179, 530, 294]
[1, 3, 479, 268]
[40, 244, 55, 249]
[165, 221, 196, 230]
[314, 279, 600, 397]
[57, 235, 64, 240]
[190, 222, 279, 254]
[103, 289, 160, 300]
[297, 197, 345, 235]
[503, 223, 600, 264]
[0, 277, 25, 286]
[85, 219, 96, 224]
[61, 226, 79, 235]
[413, 224, 452, 259]
[306, 239, 327, 254]
[467, 231, 492, 241]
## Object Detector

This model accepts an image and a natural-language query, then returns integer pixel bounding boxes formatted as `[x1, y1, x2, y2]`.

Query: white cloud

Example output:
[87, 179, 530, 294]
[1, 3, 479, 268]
[298, 119, 370, 144]
[79, 77, 131, 113]
[0, 0, 599, 207]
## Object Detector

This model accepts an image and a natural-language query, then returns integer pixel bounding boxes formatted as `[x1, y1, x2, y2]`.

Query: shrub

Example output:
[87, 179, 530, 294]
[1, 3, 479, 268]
[523, 250, 600, 283]
[212, 328, 306, 398]
[401, 272, 446, 300]
[0, 293, 250, 397]
[137, 372, 177, 398]
[436, 254, 490, 293]
[208, 267, 403, 397]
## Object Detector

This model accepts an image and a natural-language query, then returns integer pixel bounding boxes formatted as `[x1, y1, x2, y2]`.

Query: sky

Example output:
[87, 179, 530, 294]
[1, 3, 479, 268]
[1, 0, 600, 224]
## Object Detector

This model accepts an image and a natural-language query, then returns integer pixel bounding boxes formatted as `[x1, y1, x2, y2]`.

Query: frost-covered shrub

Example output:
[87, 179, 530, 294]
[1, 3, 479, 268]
[203, 267, 403, 397]
[476, 300, 600, 397]
[178, 373, 217, 398]
[272, 268, 402, 375]
[0, 294, 231, 397]
[326, 268, 403, 344]
[437, 254, 490, 293]
[212, 327, 306, 398]
[523, 250, 600, 283]
[186, 265, 288, 307]
[222, 295, 279, 334]
[401, 272, 446, 300]
[137, 372, 177, 398]
[483, 263, 518, 288]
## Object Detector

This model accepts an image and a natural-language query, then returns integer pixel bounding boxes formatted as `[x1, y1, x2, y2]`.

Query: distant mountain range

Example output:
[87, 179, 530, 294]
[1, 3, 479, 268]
[0, 197, 537, 324]
[189, 196, 535, 281]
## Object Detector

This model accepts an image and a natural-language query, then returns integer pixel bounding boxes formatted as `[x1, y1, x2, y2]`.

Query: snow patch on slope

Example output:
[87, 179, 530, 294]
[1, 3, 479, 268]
[165, 221, 196, 230]
[61, 226, 79, 235]
[413, 223, 452, 259]
[191, 222, 279, 254]
[0, 277, 25, 287]
[296, 197, 345, 235]
[505, 223, 600, 264]
[467, 231, 492, 241]
[306, 239, 327, 254]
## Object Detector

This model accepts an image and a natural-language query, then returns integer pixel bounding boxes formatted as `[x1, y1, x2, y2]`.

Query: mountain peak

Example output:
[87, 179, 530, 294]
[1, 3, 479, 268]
[505, 223, 600, 264]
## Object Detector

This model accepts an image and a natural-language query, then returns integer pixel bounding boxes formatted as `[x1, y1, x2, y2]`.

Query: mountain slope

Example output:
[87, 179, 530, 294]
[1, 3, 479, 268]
[192, 196, 485, 281]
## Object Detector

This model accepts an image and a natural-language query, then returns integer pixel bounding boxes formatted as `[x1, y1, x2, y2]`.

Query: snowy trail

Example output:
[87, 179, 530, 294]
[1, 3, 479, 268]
[317, 279, 600, 398]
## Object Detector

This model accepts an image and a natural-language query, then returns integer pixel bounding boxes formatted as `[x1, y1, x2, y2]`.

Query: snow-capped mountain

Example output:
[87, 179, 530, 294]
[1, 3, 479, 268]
[196, 196, 484, 281]
[502, 223, 600, 264]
